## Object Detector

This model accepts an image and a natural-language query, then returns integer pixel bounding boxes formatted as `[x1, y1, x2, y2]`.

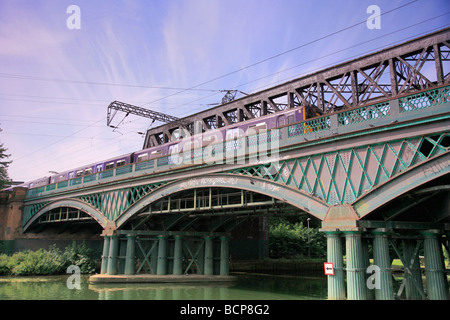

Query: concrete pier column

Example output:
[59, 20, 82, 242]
[100, 236, 110, 274]
[204, 236, 214, 275]
[173, 235, 183, 275]
[157, 235, 168, 275]
[325, 231, 346, 300]
[372, 229, 394, 300]
[422, 230, 448, 300]
[124, 235, 136, 275]
[220, 236, 230, 276]
[107, 235, 119, 275]
[403, 239, 423, 300]
[345, 231, 367, 300]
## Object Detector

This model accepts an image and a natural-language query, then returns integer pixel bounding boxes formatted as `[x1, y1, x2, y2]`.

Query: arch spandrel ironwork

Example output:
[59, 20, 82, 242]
[22, 198, 108, 232]
[114, 174, 330, 229]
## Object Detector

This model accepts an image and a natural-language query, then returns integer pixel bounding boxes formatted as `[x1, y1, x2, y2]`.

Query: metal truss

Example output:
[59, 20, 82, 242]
[143, 28, 450, 148]
[228, 132, 450, 206]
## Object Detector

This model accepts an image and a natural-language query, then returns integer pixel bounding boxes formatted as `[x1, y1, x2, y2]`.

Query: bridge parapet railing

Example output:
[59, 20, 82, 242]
[24, 85, 450, 200]
[399, 86, 450, 113]
[337, 101, 390, 127]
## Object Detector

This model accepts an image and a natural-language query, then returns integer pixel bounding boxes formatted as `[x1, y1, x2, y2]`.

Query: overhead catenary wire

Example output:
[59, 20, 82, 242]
[5, 1, 439, 179]
[139, 0, 419, 107]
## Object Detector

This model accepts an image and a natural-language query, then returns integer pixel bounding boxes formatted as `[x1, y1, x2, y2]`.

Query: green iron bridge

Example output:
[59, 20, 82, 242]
[19, 29, 450, 300]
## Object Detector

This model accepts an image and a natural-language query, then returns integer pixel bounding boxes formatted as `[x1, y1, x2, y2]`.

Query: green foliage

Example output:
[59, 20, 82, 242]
[269, 218, 326, 259]
[62, 241, 96, 274]
[0, 254, 10, 275]
[0, 242, 96, 276]
[0, 127, 12, 189]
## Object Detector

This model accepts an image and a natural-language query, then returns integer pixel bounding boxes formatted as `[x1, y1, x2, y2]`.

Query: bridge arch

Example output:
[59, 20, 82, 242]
[23, 198, 108, 232]
[115, 173, 330, 229]
[353, 151, 450, 218]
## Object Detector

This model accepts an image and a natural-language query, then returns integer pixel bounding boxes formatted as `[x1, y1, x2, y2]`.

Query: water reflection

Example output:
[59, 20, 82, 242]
[90, 283, 237, 300]
[0, 272, 327, 300]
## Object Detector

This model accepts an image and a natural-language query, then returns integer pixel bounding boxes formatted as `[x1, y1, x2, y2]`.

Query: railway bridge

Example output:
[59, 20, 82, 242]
[2, 28, 450, 300]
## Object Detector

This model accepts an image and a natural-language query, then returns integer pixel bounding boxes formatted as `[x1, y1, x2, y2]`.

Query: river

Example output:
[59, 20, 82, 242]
[0, 272, 327, 300]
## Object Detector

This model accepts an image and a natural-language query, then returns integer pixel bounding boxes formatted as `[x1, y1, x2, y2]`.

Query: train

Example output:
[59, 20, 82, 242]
[11, 107, 306, 191]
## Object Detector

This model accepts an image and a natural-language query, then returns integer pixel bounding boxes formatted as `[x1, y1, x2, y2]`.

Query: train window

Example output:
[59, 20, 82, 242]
[76, 170, 84, 177]
[249, 122, 267, 133]
[137, 154, 148, 162]
[288, 115, 294, 124]
[116, 160, 126, 167]
[277, 116, 286, 127]
[150, 150, 161, 159]
[85, 168, 93, 175]
[69, 172, 75, 179]
[105, 162, 115, 170]
[96, 164, 103, 172]
[226, 128, 239, 140]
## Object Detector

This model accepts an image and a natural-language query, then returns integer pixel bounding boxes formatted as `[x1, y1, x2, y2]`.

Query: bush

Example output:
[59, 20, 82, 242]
[269, 220, 326, 259]
[0, 241, 96, 276]
[62, 241, 96, 274]
[0, 254, 10, 275]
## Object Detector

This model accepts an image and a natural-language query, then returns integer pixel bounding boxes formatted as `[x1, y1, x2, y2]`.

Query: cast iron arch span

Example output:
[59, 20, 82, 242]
[115, 173, 329, 228]
[23, 198, 108, 232]
[353, 150, 450, 218]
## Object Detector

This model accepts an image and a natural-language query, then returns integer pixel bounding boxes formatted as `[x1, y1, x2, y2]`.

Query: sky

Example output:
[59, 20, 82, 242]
[0, 0, 449, 183]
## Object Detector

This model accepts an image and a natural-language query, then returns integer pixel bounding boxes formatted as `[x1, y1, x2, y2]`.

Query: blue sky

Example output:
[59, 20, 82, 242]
[0, 0, 449, 182]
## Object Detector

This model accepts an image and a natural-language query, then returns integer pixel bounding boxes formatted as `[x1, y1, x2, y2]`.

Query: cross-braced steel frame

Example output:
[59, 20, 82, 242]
[144, 28, 450, 148]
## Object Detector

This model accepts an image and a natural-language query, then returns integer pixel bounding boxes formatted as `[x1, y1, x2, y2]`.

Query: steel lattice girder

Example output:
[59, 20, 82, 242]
[22, 130, 449, 230]
[228, 132, 450, 208]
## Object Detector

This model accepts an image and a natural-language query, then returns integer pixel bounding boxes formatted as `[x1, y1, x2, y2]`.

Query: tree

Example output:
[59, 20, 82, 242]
[0, 127, 12, 189]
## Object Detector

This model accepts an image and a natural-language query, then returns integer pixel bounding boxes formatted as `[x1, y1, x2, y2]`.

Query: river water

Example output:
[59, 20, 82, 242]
[0, 272, 327, 300]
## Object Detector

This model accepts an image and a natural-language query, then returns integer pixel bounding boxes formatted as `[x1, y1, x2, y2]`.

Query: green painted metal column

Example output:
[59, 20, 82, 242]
[422, 230, 448, 300]
[403, 239, 424, 300]
[157, 235, 168, 275]
[220, 236, 230, 276]
[325, 231, 345, 300]
[204, 236, 214, 275]
[345, 231, 367, 300]
[100, 236, 110, 275]
[118, 239, 127, 274]
[150, 239, 158, 274]
[107, 235, 119, 275]
[124, 235, 136, 275]
[372, 229, 393, 300]
[361, 237, 373, 300]
[173, 235, 183, 275]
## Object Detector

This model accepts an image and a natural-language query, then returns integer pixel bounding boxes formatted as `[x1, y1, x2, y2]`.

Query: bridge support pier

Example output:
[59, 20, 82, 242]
[100, 236, 110, 275]
[372, 229, 394, 300]
[344, 231, 367, 300]
[124, 235, 136, 275]
[204, 236, 214, 276]
[422, 230, 448, 300]
[173, 235, 183, 275]
[324, 231, 346, 300]
[99, 230, 230, 277]
[157, 235, 168, 275]
[322, 224, 449, 300]
[220, 236, 230, 276]
[107, 235, 119, 275]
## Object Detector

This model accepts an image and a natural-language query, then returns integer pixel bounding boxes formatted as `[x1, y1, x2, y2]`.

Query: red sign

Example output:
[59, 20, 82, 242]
[324, 262, 334, 276]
